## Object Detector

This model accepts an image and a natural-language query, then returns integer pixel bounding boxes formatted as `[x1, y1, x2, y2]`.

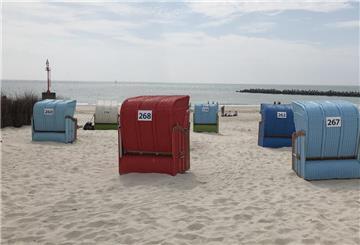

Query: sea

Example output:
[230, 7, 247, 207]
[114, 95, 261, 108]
[1, 80, 359, 106]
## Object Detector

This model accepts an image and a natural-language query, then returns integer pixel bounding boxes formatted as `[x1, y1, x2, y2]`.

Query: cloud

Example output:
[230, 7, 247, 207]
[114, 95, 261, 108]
[187, 0, 352, 18]
[238, 22, 275, 33]
[3, 27, 358, 85]
[197, 15, 240, 28]
[2, 2, 148, 43]
[327, 20, 360, 29]
[1, 1, 359, 85]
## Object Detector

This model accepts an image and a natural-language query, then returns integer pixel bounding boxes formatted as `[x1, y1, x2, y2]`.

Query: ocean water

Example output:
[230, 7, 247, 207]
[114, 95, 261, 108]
[1, 80, 359, 105]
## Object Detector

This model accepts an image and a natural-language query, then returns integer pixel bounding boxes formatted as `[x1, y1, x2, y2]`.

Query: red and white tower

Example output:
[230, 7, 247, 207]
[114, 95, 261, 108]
[46, 59, 51, 93]
[42, 59, 56, 100]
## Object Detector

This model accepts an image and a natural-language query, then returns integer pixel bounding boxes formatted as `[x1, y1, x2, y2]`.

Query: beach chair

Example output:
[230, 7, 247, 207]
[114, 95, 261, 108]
[292, 100, 360, 180]
[258, 103, 295, 148]
[118, 96, 190, 176]
[193, 102, 219, 133]
[94, 100, 119, 130]
[32, 99, 77, 143]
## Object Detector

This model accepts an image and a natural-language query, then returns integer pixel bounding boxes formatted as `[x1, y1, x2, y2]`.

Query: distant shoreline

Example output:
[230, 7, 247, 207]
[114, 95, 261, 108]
[3, 80, 360, 106]
[237, 88, 360, 97]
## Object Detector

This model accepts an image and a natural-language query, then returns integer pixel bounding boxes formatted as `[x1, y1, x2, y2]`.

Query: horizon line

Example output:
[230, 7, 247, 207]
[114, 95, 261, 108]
[1, 78, 358, 87]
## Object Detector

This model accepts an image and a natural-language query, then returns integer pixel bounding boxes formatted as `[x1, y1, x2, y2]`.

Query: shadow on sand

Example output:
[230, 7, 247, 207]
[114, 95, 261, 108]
[118, 171, 202, 190]
[308, 179, 360, 191]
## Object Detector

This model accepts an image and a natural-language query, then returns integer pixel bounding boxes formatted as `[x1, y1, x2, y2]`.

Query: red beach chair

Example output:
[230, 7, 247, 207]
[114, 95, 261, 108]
[118, 96, 190, 176]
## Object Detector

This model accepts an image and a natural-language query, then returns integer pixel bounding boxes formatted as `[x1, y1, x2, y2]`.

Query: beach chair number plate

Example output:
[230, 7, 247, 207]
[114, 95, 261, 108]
[202, 106, 209, 112]
[277, 112, 287, 119]
[326, 117, 341, 127]
[138, 110, 152, 121]
[44, 108, 54, 115]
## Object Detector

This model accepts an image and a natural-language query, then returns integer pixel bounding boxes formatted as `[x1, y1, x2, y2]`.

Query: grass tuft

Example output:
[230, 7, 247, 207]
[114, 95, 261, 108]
[1, 92, 39, 128]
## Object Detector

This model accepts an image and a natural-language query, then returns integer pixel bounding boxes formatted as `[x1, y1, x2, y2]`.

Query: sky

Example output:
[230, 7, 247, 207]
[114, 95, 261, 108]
[1, 1, 359, 85]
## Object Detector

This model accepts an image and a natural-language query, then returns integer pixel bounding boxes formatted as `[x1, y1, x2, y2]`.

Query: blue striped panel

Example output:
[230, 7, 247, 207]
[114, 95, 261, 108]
[33, 99, 76, 132]
[194, 103, 218, 124]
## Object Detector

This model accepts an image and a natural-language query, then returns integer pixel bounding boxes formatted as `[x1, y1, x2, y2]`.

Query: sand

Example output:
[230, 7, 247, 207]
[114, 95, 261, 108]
[1, 106, 359, 245]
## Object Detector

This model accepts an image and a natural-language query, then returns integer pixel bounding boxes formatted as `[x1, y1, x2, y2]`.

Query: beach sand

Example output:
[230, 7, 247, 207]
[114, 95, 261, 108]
[1, 106, 359, 245]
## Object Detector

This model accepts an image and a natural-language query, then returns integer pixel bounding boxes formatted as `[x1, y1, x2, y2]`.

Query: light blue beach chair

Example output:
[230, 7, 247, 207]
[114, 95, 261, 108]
[32, 99, 77, 143]
[193, 102, 219, 133]
[292, 100, 360, 180]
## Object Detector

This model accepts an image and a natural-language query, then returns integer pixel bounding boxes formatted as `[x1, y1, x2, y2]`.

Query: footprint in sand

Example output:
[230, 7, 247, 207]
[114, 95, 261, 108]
[278, 228, 292, 234]
[64, 230, 83, 239]
[174, 233, 200, 241]
[86, 220, 108, 228]
[174, 204, 189, 212]
[187, 223, 204, 231]
[62, 222, 78, 230]
[257, 218, 274, 224]
[119, 227, 139, 235]
[273, 209, 286, 217]
[81, 231, 103, 240]
[213, 198, 231, 205]
[302, 238, 317, 244]
[274, 237, 295, 245]
[5, 212, 27, 219]
[17, 217, 38, 223]
[233, 214, 253, 221]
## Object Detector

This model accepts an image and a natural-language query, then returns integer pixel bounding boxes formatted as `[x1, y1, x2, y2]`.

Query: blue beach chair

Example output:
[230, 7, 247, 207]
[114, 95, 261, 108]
[32, 99, 77, 143]
[292, 100, 360, 180]
[193, 102, 219, 133]
[258, 103, 295, 148]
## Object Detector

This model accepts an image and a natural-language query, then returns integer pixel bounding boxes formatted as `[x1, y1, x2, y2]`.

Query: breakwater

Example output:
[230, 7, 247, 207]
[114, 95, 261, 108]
[237, 88, 360, 97]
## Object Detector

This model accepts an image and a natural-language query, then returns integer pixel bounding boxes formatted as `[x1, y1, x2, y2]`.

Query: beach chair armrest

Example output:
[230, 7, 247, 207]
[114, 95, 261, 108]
[292, 130, 306, 168]
[65, 116, 77, 142]
[65, 115, 77, 122]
